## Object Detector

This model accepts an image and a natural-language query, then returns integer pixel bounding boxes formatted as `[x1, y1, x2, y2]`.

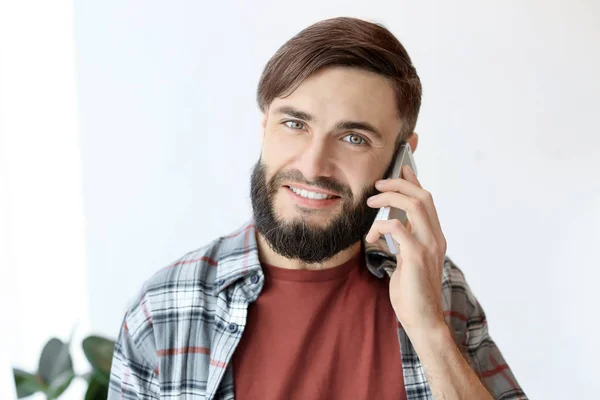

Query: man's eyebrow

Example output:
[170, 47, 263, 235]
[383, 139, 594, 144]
[274, 106, 383, 139]
[274, 106, 314, 121]
[335, 121, 382, 139]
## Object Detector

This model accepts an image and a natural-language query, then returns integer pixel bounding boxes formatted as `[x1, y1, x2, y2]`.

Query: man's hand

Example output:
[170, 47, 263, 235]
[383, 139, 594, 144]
[366, 164, 448, 338]
[366, 165, 496, 399]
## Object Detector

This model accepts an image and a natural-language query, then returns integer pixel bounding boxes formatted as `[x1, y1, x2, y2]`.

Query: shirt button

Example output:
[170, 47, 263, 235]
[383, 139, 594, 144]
[250, 274, 259, 284]
[227, 323, 238, 333]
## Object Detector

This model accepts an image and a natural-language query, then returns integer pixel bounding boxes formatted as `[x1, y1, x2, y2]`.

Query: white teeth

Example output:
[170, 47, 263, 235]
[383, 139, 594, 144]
[289, 186, 334, 200]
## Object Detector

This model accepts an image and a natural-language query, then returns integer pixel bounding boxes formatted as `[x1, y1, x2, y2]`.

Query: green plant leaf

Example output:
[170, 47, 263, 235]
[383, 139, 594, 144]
[84, 373, 109, 400]
[38, 338, 73, 385]
[91, 368, 110, 387]
[80, 371, 93, 382]
[82, 335, 115, 379]
[13, 368, 46, 398]
[46, 369, 75, 399]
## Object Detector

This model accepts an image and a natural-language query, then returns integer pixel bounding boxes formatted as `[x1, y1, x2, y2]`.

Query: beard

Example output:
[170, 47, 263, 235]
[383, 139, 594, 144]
[249, 160, 381, 264]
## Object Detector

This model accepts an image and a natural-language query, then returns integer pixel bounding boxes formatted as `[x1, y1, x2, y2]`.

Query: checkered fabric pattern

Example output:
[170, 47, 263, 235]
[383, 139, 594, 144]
[108, 220, 527, 399]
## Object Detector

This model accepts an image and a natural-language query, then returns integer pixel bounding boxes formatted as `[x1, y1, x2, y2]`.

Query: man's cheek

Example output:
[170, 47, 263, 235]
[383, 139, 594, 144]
[271, 187, 288, 214]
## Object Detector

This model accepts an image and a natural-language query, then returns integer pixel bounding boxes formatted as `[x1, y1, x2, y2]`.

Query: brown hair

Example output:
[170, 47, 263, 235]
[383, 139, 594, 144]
[257, 17, 422, 143]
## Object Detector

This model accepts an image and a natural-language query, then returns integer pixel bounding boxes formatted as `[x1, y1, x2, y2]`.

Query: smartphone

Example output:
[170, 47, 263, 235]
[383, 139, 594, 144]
[373, 141, 417, 255]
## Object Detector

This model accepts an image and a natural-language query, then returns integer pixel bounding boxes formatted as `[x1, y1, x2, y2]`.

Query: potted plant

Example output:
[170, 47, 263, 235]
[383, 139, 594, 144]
[13, 335, 115, 400]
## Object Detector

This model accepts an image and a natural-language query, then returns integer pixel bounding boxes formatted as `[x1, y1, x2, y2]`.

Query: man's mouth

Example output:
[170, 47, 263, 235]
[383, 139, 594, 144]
[284, 185, 341, 200]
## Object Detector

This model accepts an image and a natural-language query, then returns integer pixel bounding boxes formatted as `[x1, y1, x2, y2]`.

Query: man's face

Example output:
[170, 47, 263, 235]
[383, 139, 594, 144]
[251, 66, 403, 264]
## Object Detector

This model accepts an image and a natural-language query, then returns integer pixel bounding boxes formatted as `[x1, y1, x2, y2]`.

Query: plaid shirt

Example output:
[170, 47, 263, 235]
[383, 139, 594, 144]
[108, 220, 527, 400]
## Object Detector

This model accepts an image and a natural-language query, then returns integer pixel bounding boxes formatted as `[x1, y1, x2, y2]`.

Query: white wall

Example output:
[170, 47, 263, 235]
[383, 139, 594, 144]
[74, 1, 600, 399]
[1, 1, 90, 399]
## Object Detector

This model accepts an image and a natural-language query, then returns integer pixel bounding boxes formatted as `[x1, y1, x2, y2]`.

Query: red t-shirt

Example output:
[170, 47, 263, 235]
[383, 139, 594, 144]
[232, 251, 406, 399]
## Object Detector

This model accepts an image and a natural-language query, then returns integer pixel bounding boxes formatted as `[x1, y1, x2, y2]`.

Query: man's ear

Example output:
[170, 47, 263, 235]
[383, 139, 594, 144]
[407, 132, 419, 153]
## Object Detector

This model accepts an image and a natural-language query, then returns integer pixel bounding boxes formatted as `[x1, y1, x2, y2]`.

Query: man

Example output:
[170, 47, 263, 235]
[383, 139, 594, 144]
[108, 17, 527, 400]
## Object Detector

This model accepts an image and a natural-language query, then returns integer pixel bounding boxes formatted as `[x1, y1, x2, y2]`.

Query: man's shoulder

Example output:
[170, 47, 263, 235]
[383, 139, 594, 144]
[113, 234, 233, 372]
[441, 255, 478, 307]
[144, 237, 224, 293]
[441, 255, 486, 341]
[124, 237, 221, 315]
[119, 222, 257, 349]
[129, 221, 255, 312]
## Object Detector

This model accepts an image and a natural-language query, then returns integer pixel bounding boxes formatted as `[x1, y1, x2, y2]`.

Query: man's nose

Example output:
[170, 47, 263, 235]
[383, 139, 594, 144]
[297, 139, 334, 182]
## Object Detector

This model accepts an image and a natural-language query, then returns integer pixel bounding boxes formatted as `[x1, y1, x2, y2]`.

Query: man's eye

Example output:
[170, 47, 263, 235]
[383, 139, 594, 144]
[284, 120, 305, 130]
[342, 134, 366, 145]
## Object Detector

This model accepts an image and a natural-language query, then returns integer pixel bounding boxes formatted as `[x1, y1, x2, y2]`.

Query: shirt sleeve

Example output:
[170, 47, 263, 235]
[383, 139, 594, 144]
[108, 292, 160, 400]
[445, 258, 528, 400]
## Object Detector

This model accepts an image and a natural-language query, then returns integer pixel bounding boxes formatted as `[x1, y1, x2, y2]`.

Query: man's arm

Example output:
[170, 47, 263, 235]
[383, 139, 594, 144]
[366, 167, 526, 399]
[108, 297, 160, 400]
[411, 325, 493, 399]
[411, 259, 527, 400]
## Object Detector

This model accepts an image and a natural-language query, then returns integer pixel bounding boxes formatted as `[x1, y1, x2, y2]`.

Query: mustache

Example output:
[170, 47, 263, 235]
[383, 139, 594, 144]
[250, 160, 380, 264]
[269, 169, 353, 198]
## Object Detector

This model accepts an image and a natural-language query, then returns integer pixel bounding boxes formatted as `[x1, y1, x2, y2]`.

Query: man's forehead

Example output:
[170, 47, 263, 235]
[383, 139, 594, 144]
[270, 67, 401, 136]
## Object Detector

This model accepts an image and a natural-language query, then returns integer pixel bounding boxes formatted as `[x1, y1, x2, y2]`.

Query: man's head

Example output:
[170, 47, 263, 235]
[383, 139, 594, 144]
[250, 17, 422, 264]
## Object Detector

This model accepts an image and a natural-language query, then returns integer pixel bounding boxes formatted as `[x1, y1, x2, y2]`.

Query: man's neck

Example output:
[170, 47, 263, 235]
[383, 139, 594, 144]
[256, 232, 362, 271]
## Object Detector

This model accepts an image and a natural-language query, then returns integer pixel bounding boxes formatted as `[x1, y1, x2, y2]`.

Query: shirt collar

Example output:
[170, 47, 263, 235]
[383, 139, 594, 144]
[215, 219, 397, 293]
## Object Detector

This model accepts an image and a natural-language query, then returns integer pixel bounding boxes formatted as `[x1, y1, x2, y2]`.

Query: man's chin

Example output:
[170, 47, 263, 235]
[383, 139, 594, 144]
[275, 208, 342, 227]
